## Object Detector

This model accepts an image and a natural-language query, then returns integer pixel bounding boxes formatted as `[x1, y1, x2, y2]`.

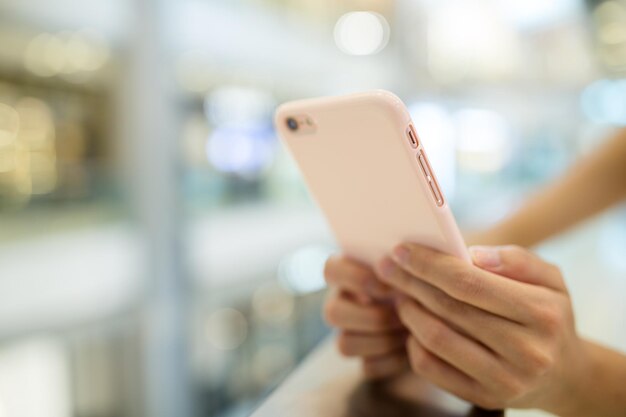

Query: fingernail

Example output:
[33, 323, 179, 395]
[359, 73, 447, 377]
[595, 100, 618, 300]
[392, 245, 410, 265]
[378, 258, 396, 281]
[469, 246, 501, 268]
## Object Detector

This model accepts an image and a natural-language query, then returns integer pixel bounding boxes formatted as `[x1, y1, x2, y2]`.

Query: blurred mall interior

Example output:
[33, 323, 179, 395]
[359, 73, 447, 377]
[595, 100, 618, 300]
[0, 0, 625, 416]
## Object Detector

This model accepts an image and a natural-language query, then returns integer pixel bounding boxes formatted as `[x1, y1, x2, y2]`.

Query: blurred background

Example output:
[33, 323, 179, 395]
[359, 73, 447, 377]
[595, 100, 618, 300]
[0, 0, 625, 417]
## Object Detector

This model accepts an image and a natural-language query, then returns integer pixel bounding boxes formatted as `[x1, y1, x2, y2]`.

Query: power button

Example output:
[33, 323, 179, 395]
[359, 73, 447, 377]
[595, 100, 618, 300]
[417, 151, 444, 207]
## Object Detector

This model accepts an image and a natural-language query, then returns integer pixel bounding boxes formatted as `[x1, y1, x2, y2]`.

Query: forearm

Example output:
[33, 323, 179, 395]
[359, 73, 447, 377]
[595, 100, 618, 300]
[561, 340, 626, 417]
[467, 129, 626, 248]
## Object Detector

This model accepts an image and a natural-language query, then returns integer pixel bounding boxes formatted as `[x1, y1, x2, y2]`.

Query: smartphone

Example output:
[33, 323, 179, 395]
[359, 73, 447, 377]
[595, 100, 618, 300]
[275, 90, 469, 265]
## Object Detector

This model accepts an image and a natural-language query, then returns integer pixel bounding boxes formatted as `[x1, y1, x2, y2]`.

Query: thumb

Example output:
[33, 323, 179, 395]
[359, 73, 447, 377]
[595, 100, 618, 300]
[469, 245, 565, 291]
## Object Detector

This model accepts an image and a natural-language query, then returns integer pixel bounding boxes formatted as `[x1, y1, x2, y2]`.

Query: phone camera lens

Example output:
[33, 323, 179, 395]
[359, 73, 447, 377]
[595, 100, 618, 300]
[286, 117, 298, 131]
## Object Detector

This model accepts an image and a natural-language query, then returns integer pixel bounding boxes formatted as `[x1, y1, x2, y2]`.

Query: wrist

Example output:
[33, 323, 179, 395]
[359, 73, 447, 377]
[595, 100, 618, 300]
[463, 226, 510, 247]
[547, 338, 596, 417]
[549, 339, 626, 417]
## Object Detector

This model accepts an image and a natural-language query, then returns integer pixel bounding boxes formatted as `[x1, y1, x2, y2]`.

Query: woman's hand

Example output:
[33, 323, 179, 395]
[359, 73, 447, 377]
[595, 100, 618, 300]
[323, 255, 410, 379]
[375, 244, 587, 415]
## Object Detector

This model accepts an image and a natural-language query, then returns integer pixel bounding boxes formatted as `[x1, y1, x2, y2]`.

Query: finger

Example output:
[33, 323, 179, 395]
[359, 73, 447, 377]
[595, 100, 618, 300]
[337, 330, 407, 357]
[385, 244, 539, 322]
[469, 245, 566, 292]
[396, 298, 509, 392]
[406, 337, 485, 405]
[324, 292, 404, 332]
[374, 262, 526, 359]
[362, 352, 409, 379]
[339, 288, 373, 305]
[325, 255, 393, 298]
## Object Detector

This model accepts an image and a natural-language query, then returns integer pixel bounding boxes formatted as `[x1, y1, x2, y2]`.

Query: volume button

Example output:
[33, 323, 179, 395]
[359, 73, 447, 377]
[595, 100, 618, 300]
[417, 151, 445, 207]
[417, 152, 429, 178]
[429, 182, 444, 207]
[418, 152, 433, 182]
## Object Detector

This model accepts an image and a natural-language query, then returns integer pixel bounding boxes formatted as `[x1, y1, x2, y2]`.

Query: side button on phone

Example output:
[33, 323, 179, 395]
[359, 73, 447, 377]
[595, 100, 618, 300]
[417, 151, 444, 207]
[429, 182, 444, 207]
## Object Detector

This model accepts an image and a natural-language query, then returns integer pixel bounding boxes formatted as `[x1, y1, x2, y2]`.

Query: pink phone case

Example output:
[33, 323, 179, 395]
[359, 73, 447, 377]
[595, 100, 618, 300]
[275, 90, 469, 266]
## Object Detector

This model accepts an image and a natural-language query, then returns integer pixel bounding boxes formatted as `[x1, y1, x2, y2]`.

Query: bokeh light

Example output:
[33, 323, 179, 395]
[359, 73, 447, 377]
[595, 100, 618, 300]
[205, 308, 248, 351]
[0, 103, 19, 148]
[334, 12, 390, 56]
[23, 30, 109, 80]
[278, 245, 333, 295]
[581, 79, 626, 126]
[252, 282, 294, 325]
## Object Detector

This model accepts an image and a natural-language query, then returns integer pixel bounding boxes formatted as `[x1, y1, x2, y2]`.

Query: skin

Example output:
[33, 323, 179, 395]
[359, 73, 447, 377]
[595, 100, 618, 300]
[379, 243, 586, 414]
[322, 128, 626, 414]
[468, 128, 626, 247]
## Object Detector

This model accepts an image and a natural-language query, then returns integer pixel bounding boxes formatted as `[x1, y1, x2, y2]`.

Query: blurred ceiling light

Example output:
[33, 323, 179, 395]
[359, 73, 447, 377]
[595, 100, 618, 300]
[24, 31, 109, 78]
[593, 1, 626, 24]
[42, 35, 66, 75]
[24, 34, 58, 77]
[278, 245, 334, 295]
[205, 308, 248, 350]
[581, 79, 626, 125]
[206, 126, 276, 177]
[0, 150, 15, 174]
[12, 97, 58, 197]
[205, 87, 277, 176]
[427, 3, 518, 82]
[0, 103, 19, 147]
[206, 87, 275, 128]
[599, 22, 626, 45]
[0, 338, 70, 417]
[455, 109, 512, 173]
[334, 11, 390, 56]
[62, 30, 110, 74]
[15, 98, 55, 147]
[497, 0, 580, 30]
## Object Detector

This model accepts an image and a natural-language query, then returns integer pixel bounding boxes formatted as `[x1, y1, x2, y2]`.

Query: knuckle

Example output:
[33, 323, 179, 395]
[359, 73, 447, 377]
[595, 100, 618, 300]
[323, 300, 341, 326]
[519, 342, 554, 376]
[406, 248, 430, 276]
[361, 359, 389, 379]
[505, 245, 530, 268]
[532, 304, 564, 333]
[433, 290, 463, 315]
[336, 333, 354, 357]
[367, 308, 392, 329]
[454, 269, 484, 299]
[498, 375, 526, 400]
[421, 323, 448, 350]
[504, 245, 527, 259]
[324, 257, 370, 288]
[409, 347, 430, 373]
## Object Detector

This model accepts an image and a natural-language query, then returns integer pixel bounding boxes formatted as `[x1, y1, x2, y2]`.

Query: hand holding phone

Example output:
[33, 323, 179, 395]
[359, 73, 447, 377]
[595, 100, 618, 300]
[275, 90, 468, 377]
